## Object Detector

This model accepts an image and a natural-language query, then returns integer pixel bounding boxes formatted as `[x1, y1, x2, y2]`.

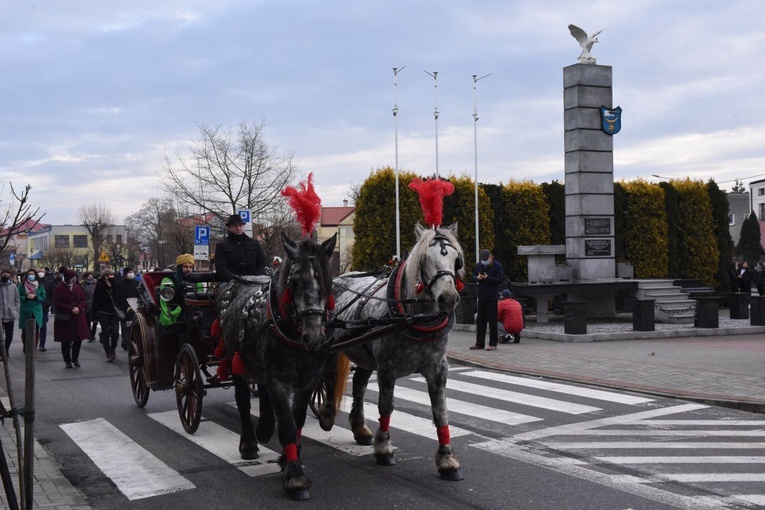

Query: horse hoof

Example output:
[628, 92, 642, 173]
[239, 448, 259, 460]
[440, 468, 464, 481]
[286, 488, 311, 501]
[375, 453, 396, 466]
[354, 434, 373, 446]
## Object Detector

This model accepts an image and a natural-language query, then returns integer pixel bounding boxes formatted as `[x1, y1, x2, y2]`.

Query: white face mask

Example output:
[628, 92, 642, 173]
[37, 271, 45, 278]
[126, 272, 135, 280]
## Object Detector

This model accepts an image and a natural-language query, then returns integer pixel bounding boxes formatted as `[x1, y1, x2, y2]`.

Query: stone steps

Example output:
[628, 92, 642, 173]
[636, 279, 696, 324]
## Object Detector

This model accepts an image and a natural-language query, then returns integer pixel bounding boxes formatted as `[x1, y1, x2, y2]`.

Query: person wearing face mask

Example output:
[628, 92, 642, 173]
[0, 268, 21, 357]
[115, 267, 139, 351]
[53, 268, 89, 368]
[17, 268, 46, 354]
[92, 269, 120, 361]
[470, 248, 505, 351]
[37, 267, 56, 351]
[81, 271, 97, 341]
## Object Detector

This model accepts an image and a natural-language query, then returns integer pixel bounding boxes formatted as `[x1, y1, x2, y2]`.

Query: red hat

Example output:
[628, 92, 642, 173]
[63, 269, 77, 283]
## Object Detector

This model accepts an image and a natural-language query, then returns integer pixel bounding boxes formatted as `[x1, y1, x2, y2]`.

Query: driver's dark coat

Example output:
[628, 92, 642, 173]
[214, 231, 269, 282]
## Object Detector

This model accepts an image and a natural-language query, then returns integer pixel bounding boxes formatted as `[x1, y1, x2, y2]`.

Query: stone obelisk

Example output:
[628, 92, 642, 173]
[563, 63, 615, 281]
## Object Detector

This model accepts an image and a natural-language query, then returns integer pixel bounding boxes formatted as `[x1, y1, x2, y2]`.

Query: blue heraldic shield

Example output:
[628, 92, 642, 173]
[600, 106, 622, 135]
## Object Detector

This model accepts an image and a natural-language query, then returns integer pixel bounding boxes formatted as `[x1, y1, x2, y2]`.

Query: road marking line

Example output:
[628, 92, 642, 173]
[469, 438, 724, 510]
[410, 377, 600, 414]
[595, 456, 765, 464]
[148, 411, 281, 477]
[60, 418, 195, 500]
[633, 420, 765, 426]
[542, 442, 765, 449]
[556, 429, 765, 437]
[460, 370, 654, 405]
[367, 386, 542, 426]
[513, 403, 707, 441]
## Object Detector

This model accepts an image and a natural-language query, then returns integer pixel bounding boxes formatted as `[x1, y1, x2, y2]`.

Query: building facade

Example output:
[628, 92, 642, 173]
[26, 224, 128, 271]
[317, 204, 355, 276]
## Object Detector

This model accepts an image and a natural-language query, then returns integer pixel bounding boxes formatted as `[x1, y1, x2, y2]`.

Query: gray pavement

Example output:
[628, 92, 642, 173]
[2, 312, 765, 509]
[448, 312, 765, 413]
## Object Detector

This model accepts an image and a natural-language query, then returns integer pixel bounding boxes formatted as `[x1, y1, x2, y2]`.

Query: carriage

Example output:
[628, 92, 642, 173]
[126, 269, 236, 434]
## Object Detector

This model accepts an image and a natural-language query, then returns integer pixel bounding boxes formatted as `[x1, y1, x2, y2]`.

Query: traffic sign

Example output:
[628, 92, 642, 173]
[9, 253, 15, 264]
[193, 245, 209, 261]
[237, 209, 252, 227]
[98, 252, 110, 262]
[195, 226, 210, 245]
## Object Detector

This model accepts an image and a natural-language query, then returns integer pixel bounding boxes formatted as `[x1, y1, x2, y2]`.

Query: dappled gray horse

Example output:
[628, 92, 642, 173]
[323, 223, 465, 481]
[218, 232, 336, 501]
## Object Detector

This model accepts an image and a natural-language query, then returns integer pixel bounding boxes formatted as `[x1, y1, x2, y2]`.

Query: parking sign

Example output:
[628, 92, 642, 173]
[237, 209, 251, 226]
[195, 225, 209, 245]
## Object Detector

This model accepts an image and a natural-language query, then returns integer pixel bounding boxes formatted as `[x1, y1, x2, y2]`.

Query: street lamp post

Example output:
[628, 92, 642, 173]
[472, 73, 491, 263]
[424, 70, 440, 179]
[393, 66, 406, 260]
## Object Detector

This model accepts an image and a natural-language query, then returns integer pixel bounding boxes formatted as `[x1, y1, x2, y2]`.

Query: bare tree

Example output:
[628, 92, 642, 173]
[0, 183, 45, 258]
[126, 198, 195, 268]
[162, 121, 296, 226]
[78, 204, 115, 267]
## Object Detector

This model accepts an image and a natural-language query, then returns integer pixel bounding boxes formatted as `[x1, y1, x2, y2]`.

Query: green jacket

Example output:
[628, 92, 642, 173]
[18, 281, 46, 329]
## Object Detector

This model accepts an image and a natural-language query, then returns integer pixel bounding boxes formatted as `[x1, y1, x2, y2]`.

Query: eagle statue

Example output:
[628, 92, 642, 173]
[568, 24, 603, 65]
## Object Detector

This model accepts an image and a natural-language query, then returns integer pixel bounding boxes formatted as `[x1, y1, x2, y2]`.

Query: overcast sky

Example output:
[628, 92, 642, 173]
[2, 0, 764, 225]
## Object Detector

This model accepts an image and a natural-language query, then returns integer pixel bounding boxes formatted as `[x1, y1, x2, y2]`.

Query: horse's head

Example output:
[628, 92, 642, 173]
[278, 231, 337, 351]
[405, 222, 464, 313]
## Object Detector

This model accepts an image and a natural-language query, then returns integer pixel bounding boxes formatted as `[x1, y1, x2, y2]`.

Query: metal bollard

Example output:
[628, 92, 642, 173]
[694, 297, 719, 328]
[564, 301, 587, 335]
[727, 292, 749, 320]
[750, 295, 765, 326]
[632, 299, 655, 332]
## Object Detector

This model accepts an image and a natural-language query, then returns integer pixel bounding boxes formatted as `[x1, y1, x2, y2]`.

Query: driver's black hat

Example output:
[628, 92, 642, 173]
[226, 214, 245, 226]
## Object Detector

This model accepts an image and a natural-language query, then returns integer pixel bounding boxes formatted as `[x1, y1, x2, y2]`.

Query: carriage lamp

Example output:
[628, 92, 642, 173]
[160, 285, 176, 302]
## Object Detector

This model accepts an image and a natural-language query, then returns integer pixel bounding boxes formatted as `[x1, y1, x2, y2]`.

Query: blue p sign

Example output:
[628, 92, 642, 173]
[237, 209, 251, 224]
[195, 226, 209, 245]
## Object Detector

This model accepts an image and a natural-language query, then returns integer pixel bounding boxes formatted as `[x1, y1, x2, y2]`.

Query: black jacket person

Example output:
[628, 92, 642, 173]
[214, 214, 269, 282]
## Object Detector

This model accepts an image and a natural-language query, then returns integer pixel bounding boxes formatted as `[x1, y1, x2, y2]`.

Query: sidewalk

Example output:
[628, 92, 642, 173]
[0, 411, 91, 509]
[447, 314, 765, 413]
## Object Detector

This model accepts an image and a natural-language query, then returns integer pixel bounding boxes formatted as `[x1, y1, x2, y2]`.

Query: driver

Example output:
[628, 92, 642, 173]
[214, 214, 269, 283]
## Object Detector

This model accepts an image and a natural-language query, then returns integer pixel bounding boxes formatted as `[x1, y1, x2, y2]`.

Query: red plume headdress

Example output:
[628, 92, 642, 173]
[281, 172, 321, 237]
[408, 177, 455, 227]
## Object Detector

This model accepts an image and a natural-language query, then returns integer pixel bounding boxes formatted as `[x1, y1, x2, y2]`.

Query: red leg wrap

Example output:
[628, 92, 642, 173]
[378, 415, 391, 432]
[436, 425, 451, 445]
[284, 443, 298, 462]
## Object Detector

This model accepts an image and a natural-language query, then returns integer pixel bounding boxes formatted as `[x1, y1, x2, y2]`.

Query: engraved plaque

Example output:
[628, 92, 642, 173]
[585, 239, 612, 257]
[584, 217, 611, 236]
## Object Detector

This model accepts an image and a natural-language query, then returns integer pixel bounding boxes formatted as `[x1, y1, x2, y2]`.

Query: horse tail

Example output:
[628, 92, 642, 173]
[333, 353, 352, 411]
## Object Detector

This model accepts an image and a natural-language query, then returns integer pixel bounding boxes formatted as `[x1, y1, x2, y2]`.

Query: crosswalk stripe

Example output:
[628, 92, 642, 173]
[148, 411, 281, 477]
[557, 429, 765, 437]
[368, 386, 541, 426]
[513, 403, 708, 441]
[542, 442, 765, 449]
[631, 420, 765, 426]
[732, 495, 765, 506]
[595, 456, 765, 464]
[625, 473, 765, 483]
[60, 418, 195, 500]
[410, 377, 600, 414]
[461, 370, 654, 405]
[337, 399, 473, 438]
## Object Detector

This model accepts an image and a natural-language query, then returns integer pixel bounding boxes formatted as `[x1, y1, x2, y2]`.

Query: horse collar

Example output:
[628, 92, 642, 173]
[387, 260, 453, 341]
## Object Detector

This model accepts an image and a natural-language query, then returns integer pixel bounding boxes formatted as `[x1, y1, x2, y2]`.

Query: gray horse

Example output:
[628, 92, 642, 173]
[218, 232, 336, 500]
[321, 223, 465, 481]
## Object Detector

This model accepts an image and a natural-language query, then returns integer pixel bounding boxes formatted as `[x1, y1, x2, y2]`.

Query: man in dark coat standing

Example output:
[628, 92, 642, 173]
[470, 248, 504, 351]
[114, 267, 139, 350]
[214, 214, 269, 282]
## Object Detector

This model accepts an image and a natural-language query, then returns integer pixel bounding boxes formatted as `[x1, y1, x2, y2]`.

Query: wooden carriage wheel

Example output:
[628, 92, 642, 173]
[175, 343, 204, 434]
[128, 317, 150, 408]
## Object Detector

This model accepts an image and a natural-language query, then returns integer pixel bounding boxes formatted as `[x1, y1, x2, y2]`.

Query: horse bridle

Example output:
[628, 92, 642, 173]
[273, 257, 334, 336]
[418, 232, 462, 298]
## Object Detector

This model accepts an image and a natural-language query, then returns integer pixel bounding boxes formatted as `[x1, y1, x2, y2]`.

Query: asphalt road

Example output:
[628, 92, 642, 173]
[3, 339, 764, 509]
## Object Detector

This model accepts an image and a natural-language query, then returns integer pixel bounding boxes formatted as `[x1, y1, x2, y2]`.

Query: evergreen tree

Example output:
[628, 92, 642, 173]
[737, 210, 762, 264]
[659, 182, 682, 278]
[707, 180, 735, 291]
